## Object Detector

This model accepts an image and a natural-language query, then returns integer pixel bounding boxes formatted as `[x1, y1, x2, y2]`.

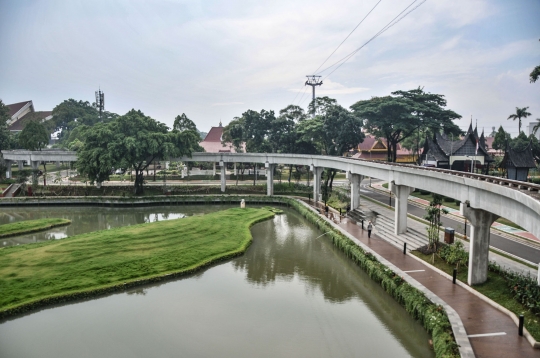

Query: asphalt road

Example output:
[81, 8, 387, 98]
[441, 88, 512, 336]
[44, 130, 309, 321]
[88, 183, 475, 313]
[359, 185, 540, 265]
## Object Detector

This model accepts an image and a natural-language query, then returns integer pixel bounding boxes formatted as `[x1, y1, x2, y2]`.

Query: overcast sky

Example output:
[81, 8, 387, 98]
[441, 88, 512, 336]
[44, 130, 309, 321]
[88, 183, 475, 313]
[1, 0, 539, 136]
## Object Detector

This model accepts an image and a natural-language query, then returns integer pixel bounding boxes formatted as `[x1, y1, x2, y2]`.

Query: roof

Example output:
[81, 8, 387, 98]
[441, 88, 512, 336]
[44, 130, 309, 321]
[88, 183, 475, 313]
[202, 126, 223, 142]
[7, 111, 53, 131]
[199, 125, 245, 153]
[501, 143, 537, 169]
[425, 137, 449, 161]
[7, 100, 31, 117]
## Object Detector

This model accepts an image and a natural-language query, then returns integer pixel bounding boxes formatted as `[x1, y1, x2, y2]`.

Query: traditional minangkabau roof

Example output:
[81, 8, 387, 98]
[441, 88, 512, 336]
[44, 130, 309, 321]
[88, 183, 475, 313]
[500, 142, 537, 169]
[424, 136, 449, 161]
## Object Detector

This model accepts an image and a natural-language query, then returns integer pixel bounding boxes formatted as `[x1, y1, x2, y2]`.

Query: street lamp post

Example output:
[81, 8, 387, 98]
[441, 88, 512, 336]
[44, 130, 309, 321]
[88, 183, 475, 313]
[465, 155, 474, 173]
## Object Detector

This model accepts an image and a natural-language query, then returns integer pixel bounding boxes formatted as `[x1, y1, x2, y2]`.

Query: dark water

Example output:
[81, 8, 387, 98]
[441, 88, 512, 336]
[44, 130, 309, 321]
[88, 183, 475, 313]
[0, 206, 434, 358]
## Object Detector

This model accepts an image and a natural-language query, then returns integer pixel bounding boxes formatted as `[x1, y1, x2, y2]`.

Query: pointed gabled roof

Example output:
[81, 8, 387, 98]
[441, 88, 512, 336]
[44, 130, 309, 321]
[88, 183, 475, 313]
[479, 129, 486, 149]
[501, 142, 537, 168]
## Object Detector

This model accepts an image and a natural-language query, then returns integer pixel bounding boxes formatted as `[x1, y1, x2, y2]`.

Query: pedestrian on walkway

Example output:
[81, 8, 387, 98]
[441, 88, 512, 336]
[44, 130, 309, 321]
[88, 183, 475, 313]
[324, 205, 329, 217]
[367, 220, 373, 238]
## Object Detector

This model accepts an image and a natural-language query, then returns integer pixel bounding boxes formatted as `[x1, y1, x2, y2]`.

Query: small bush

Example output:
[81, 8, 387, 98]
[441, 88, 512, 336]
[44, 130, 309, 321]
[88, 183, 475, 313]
[443, 196, 454, 202]
[420, 190, 430, 195]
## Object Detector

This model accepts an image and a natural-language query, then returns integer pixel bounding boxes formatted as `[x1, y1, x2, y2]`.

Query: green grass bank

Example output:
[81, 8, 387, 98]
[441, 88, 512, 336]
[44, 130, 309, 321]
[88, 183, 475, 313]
[0, 218, 71, 238]
[0, 207, 274, 316]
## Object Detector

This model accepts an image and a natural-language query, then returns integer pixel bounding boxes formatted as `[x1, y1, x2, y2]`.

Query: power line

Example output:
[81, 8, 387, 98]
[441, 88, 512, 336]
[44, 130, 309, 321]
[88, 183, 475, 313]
[291, 0, 382, 106]
[319, 0, 427, 80]
[312, 0, 383, 75]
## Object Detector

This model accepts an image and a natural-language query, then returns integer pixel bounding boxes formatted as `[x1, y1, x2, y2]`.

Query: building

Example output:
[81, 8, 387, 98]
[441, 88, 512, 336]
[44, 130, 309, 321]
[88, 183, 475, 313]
[350, 135, 415, 162]
[528, 121, 540, 141]
[420, 123, 494, 172]
[500, 142, 537, 181]
[198, 122, 244, 153]
[6, 100, 53, 133]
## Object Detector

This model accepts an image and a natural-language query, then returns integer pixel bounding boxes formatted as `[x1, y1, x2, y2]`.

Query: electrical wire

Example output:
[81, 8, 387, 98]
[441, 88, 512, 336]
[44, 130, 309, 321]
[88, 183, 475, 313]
[312, 0, 383, 75]
[320, 0, 427, 80]
[291, 0, 382, 105]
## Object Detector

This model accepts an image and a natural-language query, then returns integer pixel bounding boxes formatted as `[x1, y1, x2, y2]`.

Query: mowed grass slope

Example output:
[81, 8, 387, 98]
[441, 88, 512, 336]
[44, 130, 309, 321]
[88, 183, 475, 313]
[0, 218, 71, 238]
[0, 208, 274, 311]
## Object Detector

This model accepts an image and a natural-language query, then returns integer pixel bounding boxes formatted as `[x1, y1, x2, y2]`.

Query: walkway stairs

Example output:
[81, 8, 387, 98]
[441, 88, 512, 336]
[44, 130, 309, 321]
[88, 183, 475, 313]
[347, 205, 429, 252]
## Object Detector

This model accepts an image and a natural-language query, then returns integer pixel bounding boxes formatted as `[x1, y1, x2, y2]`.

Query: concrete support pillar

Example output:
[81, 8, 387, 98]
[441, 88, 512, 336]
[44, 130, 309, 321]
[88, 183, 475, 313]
[213, 162, 216, 176]
[5, 160, 13, 179]
[391, 183, 415, 235]
[220, 161, 226, 192]
[55, 161, 61, 169]
[349, 173, 363, 210]
[461, 203, 499, 285]
[31, 161, 39, 170]
[312, 166, 323, 204]
[234, 163, 237, 176]
[266, 164, 275, 196]
[18, 161, 23, 170]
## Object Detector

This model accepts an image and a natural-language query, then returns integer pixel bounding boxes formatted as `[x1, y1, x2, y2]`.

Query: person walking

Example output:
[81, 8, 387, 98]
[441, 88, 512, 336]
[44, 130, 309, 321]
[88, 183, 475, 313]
[367, 220, 373, 238]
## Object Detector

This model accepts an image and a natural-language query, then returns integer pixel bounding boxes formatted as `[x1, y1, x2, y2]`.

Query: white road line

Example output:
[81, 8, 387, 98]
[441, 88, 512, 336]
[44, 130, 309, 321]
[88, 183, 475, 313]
[403, 270, 425, 273]
[467, 332, 507, 338]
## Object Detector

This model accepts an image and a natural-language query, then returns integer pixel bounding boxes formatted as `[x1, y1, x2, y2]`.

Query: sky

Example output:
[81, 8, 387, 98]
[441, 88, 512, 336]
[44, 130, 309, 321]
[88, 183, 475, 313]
[1, 0, 539, 136]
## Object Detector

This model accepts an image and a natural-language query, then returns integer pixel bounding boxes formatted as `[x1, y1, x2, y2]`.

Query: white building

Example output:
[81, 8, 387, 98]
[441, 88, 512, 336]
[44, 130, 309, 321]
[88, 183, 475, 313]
[528, 120, 540, 140]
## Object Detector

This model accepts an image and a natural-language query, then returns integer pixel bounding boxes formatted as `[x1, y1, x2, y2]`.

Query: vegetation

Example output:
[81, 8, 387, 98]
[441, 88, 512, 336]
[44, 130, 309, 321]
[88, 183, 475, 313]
[76, 109, 201, 194]
[414, 242, 540, 340]
[19, 121, 50, 151]
[424, 194, 449, 254]
[350, 87, 461, 162]
[0, 218, 71, 238]
[0, 208, 274, 314]
[507, 106, 531, 134]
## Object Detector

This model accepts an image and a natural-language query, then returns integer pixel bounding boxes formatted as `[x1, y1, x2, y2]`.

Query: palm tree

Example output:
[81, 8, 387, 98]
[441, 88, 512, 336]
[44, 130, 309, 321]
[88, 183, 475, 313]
[507, 106, 531, 134]
[533, 119, 540, 136]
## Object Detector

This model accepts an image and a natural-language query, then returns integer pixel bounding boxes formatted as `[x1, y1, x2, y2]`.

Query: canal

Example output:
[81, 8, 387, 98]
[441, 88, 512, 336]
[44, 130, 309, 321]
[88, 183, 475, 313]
[0, 205, 434, 357]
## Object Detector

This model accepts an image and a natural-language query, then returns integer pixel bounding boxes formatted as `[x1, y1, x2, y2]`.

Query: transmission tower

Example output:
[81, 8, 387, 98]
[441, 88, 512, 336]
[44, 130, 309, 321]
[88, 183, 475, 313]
[305, 75, 322, 117]
[95, 88, 105, 119]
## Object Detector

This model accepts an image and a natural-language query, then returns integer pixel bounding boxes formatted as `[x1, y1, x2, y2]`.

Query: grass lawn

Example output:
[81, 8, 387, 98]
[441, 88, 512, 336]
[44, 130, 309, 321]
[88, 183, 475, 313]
[0, 208, 274, 313]
[412, 251, 540, 341]
[0, 218, 71, 238]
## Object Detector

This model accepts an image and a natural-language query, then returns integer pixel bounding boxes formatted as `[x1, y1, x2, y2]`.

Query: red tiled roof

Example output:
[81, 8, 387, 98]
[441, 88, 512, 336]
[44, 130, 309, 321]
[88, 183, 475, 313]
[203, 127, 223, 142]
[7, 101, 31, 117]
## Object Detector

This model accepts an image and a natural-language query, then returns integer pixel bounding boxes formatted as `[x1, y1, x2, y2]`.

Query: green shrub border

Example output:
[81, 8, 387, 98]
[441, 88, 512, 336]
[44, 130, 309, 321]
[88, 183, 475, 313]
[0, 195, 461, 357]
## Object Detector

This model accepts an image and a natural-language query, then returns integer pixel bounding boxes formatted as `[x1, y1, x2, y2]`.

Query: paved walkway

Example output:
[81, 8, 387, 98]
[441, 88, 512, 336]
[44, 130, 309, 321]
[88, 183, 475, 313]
[308, 201, 539, 358]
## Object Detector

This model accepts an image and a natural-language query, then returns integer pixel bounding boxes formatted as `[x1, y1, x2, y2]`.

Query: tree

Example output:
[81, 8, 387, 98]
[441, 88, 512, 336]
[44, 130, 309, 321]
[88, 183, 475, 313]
[531, 39, 540, 83]
[507, 106, 531, 134]
[173, 113, 198, 132]
[351, 88, 461, 162]
[297, 102, 364, 192]
[0, 100, 10, 153]
[424, 194, 448, 256]
[77, 109, 200, 194]
[75, 123, 116, 188]
[492, 125, 510, 152]
[19, 121, 49, 151]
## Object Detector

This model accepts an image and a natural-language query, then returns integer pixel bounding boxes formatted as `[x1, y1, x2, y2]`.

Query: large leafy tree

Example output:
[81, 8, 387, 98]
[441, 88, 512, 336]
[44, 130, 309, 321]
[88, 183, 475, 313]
[75, 123, 115, 187]
[77, 109, 200, 194]
[507, 106, 531, 134]
[51, 99, 117, 145]
[222, 117, 245, 153]
[19, 121, 49, 151]
[351, 88, 461, 162]
[297, 102, 364, 193]
[242, 109, 274, 153]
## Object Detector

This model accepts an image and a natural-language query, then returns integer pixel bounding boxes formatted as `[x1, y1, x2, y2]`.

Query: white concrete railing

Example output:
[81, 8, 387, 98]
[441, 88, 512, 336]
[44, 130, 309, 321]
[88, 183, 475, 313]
[3, 150, 540, 241]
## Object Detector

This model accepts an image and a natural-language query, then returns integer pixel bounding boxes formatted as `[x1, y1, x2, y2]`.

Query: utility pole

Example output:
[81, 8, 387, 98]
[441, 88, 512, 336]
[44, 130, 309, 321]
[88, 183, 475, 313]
[305, 75, 322, 117]
[95, 88, 105, 119]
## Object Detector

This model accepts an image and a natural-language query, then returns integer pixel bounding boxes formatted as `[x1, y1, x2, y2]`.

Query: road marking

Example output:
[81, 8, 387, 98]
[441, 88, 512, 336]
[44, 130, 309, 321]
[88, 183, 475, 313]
[467, 332, 506, 338]
[403, 270, 425, 273]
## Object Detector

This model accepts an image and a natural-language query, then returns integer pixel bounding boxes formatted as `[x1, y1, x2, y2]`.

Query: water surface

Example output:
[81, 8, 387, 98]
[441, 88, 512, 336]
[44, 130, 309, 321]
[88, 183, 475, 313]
[0, 206, 434, 358]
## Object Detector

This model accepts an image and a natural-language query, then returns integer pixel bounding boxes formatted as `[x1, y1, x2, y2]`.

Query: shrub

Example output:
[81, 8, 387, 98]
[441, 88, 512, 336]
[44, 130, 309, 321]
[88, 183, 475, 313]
[420, 190, 430, 195]
[443, 196, 454, 202]
[439, 241, 468, 271]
